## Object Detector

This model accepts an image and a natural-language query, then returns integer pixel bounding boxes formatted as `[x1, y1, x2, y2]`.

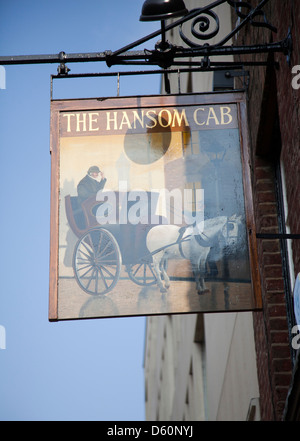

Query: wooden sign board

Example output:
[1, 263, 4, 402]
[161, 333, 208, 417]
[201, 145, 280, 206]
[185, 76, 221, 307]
[49, 92, 262, 321]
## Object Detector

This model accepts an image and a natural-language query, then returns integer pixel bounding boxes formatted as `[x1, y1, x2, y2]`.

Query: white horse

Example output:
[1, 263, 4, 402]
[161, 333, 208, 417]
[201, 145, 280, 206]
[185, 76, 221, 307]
[146, 215, 242, 294]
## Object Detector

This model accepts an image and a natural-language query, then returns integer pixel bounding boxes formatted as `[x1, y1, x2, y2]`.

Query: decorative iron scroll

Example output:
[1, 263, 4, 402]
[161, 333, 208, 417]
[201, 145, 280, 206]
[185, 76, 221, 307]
[179, 9, 220, 47]
[227, 0, 277, 30]
[178, 0, 277, 49]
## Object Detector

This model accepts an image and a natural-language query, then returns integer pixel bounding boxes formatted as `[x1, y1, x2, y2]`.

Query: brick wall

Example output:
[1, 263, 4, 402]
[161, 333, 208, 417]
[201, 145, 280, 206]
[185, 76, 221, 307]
[232, 0, 299, 420]
[252, 158, 292, 420]
[274, 0, 300, 274]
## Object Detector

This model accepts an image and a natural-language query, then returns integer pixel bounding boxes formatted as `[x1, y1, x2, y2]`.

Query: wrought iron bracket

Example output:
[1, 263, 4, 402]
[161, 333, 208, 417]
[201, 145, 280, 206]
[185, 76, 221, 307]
[256, 233, 300, 240]
[0, 0, 292, 93]
[56, 51, 71, 76]
[104, 0, 292, 69]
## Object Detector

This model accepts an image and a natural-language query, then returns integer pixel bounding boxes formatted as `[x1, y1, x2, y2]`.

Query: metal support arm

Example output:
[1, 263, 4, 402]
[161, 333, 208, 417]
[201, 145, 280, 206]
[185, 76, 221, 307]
[0, 0, 292, 70]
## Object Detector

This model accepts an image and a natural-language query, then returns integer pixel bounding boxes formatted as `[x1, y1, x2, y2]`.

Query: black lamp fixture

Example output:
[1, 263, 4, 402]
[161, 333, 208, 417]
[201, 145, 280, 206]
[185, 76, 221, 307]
[140, 0, 188, 93]
[140, 0, 188, 53]
[140, 0, 188, 21]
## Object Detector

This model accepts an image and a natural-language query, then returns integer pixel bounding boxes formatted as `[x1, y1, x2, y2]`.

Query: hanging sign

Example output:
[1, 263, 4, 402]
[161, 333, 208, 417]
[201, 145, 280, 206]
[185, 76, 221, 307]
[49, 92, 262, 321]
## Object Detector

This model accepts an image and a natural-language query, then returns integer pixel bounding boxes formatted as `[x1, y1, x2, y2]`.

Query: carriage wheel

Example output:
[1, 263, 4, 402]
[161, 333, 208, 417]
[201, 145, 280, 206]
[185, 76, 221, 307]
[126, 259, 168, 287]
[126, 262, 157, 286]
[73, 228, 121, 295]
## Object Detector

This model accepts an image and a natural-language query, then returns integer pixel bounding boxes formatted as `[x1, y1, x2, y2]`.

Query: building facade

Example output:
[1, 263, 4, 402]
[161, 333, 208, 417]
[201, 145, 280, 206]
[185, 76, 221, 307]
[144, 0, 300, 421]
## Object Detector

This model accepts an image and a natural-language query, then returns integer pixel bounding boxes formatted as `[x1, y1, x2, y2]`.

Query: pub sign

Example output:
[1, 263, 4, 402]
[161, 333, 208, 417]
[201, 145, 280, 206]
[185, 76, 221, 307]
[49, 92, 261, 321]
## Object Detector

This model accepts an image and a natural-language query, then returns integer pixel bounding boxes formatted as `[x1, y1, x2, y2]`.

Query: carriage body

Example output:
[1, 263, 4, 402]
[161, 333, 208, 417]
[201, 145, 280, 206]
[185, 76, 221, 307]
[64, 192, 163, 295]
[65, 193, 154, 264]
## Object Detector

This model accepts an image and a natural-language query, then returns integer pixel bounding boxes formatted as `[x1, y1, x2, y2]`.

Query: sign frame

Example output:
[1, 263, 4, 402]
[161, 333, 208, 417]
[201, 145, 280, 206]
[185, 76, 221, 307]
[49, 91, 262, 321]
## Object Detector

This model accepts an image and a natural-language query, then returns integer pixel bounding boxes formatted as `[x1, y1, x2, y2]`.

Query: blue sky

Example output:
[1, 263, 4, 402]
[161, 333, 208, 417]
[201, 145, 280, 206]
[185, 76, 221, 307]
[0, 0, 160, 421]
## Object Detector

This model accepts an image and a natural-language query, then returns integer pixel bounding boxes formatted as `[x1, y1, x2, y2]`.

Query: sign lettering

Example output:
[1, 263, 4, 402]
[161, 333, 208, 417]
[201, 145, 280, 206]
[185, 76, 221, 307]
[61, 105, 236, 136]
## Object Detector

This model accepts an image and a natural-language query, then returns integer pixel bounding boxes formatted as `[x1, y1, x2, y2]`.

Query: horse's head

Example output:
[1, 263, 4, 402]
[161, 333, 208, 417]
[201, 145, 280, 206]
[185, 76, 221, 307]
[222, 214, 242, 247]
[192, 214, 243, 248]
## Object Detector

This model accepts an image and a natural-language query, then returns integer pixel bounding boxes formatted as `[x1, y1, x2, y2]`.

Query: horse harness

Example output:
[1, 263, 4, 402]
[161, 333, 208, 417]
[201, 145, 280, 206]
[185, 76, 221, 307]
[148, 225, 211, 260]
[177, 226, 211, 259]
